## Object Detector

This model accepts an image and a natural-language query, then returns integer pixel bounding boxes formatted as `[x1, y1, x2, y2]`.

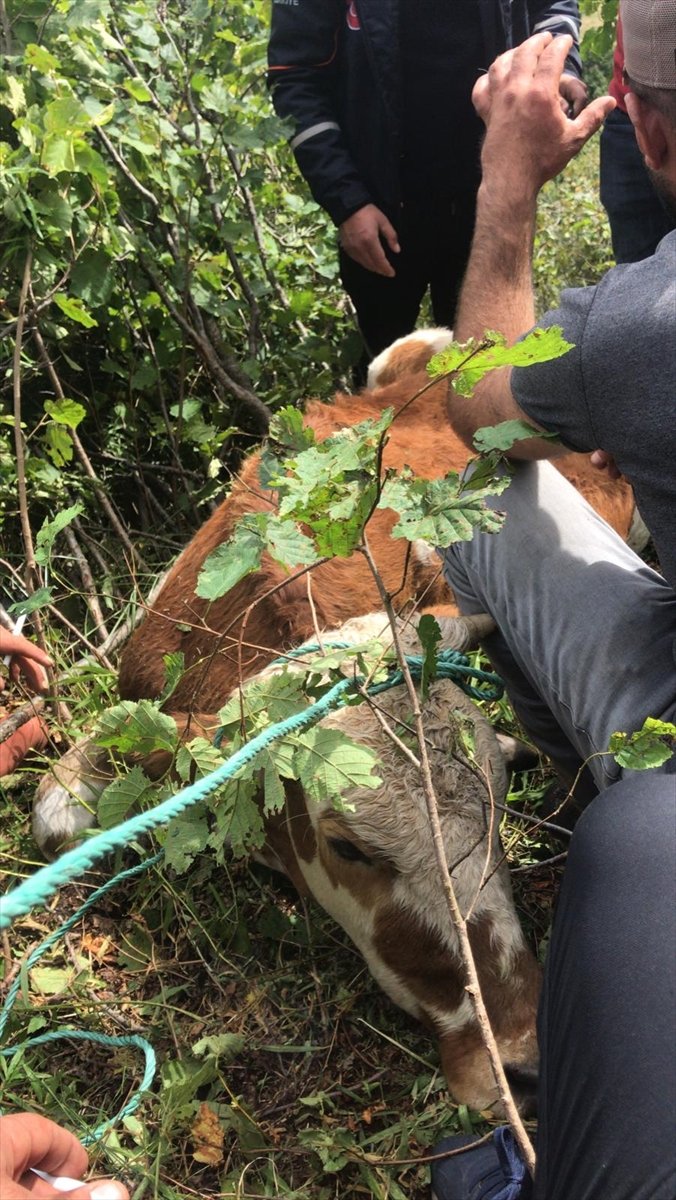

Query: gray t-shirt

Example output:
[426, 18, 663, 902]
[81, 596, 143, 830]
[511, 230, 676, 590]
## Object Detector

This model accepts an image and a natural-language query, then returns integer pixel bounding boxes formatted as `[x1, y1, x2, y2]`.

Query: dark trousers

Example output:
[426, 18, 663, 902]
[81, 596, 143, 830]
[338, 195, 477, 367]
[534, 774, 676, 1200]
[600, 108, 675, 264]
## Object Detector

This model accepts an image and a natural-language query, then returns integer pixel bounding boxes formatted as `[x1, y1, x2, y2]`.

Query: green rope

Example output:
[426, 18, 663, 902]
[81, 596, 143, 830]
[0, 642, 502, 1143]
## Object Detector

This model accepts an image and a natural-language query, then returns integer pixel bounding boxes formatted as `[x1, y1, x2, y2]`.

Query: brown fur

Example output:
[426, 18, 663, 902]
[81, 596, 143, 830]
[119, 370, 635, 714]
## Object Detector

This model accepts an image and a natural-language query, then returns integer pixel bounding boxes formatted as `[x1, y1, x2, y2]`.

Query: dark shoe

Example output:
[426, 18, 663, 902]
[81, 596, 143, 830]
[430, 1127, 531, 1200]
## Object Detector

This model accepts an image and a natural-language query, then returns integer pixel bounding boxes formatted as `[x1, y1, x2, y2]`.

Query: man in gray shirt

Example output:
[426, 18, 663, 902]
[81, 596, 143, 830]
[439, 7, 676, 794]
[431, 4, 675, 1198]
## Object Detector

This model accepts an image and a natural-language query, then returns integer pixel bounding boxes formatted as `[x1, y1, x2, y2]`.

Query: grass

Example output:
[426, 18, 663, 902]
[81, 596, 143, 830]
[1, 688, 559, 1199]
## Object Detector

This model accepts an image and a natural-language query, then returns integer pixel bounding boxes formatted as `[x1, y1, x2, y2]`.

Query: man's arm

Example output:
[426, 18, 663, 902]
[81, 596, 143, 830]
[528, 0, 587, 113]
[267, 0, 371, 226]
[267, 0, 399, 274]
[448, 34, 614, 458]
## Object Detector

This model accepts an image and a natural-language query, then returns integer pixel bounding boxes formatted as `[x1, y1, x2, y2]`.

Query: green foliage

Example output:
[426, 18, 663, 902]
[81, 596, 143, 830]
[1, 0, 356, 588]
[196, 328, 571, 604]
[609, 718, 676, 770]
[534, 140, 614, 312]
[580, 0, 618, 59]
[95, 699, 178, 756]
[426, 327, 574, 395]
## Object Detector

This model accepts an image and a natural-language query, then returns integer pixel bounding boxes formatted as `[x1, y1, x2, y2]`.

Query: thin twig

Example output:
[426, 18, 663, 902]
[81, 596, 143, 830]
[62, 525, 111, 643]
[360, 531, 536, 1175]
[30, 324, 148, 571]
[0, 698, 45, 745]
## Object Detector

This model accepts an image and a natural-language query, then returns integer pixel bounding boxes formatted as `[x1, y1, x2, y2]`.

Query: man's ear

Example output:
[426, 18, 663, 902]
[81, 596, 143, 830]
[625, 92, 669, 171]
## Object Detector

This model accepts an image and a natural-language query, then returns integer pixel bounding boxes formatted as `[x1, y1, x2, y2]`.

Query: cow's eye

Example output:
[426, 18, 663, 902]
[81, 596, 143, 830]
[328, 837, 373, 866]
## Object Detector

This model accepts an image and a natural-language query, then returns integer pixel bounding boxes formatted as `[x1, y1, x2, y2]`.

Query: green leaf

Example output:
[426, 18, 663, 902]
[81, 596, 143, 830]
[473, 419, 553, 453]
[10, 587, 53, 616]
[380, 469, 509, 546]
[293, 728, 381, 805]
[35, 502, 83, 565]
[427, 328, 574, 396]
[195, 516, 265, 600]
[44, 96, 92, 136]
[175, 736, 225, 783]
[24, 43, 60, 74]
[208, 781, 265, 858]
[71, 249, 115, 306]
[44, 423, 73, 466]
[200, 79, 231, 114]
[41, 134, 76, 175]
[265, 515, 319, 570]
[158, 652, 185, 705]
[124, 78, 153, 102]
[609, 718, 676, 770]
[192, 1033, 245, 1060]
[44, 397, 87, 428]
[163, 806, 210, 872]
[417, 614, 442, 697]
[95, 700, 178, 756]
[30, 967, 73, 995]
[53, 294, 98, 328]
[98, 765, 155, 830]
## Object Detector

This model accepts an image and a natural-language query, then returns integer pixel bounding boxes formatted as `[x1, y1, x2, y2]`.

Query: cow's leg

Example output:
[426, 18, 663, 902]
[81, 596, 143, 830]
[32, 737, 115, 858]
[439, 460, 676, 792]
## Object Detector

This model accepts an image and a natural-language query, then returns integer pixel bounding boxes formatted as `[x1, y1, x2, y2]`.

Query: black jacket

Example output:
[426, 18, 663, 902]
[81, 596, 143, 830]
[268, 0, 584, 226]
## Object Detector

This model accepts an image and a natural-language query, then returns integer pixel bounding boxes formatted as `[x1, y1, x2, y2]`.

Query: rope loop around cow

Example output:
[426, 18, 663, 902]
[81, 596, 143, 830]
[268, 639, 504, 702]
[0, 641, 503, 1143]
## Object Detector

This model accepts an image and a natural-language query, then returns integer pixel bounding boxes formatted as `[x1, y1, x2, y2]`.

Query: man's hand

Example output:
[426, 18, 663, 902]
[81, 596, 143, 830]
[0, 630, 51, 693]
[559, 72, 588, 117]
[0, 1113, 128, 1198]
[339, 204, 400, 276]
[473, 33, 615, 196]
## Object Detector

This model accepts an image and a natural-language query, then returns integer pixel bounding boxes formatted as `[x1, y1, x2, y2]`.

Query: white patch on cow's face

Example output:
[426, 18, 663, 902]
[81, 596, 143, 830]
[423, 994, 475, 1038]
[293, 844, 424, 1019]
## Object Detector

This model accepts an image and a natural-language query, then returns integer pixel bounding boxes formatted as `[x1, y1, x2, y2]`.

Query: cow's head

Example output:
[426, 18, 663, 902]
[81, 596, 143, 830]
[257, 612, 541, 1113]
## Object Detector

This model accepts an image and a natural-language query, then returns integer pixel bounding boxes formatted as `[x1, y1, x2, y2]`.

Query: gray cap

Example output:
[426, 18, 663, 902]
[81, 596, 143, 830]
[621, 0, 676, 90]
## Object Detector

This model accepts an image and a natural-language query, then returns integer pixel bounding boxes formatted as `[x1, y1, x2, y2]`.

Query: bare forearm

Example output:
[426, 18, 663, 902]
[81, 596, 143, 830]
[454, 182, 537, 347]
[448, 183, 546, 452]
[446, 34, 613, 458]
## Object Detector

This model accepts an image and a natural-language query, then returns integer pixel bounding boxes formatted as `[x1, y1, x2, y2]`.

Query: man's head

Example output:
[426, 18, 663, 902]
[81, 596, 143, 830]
[620, 0, 676, 215]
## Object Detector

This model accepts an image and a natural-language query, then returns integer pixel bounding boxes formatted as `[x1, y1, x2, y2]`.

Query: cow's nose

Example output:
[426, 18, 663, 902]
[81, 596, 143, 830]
[504, 1061, 539, 1118]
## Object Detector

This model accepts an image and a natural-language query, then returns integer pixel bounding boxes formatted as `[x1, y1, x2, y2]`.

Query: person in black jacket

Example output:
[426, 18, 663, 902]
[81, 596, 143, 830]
[267, 0, 587, 373]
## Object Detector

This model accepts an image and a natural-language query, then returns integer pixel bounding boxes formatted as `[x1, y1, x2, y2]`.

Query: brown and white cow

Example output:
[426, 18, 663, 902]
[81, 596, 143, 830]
[34, 328, 640, 849]
[36, 607, 542, 1113]
[33, 326, 643, 844]
[32, 328, 639, 1107]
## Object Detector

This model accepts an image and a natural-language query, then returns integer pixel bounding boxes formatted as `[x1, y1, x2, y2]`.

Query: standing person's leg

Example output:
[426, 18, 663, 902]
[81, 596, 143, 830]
[534, 773, 676, 1200]
[428, 194, 477, 329]
[600, 107, 675, 264]
[338, 221, 429, 373]
[439, 461, 676, 790]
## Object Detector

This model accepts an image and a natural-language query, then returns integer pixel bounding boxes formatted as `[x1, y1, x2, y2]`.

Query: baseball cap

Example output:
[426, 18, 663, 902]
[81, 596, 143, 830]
[620, 0, 676, 90]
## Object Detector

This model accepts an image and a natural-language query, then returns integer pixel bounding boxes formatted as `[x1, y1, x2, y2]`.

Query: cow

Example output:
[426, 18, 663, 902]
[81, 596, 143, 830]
[33, 328, 643, 1108]
[38, 606, 543, 1113]
[33, 328, 641, 854]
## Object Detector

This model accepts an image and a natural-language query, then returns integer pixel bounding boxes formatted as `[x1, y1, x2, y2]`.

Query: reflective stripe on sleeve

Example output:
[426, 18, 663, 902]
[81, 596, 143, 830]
[290, 120, 341, 150]
[533, 15, 579, 42]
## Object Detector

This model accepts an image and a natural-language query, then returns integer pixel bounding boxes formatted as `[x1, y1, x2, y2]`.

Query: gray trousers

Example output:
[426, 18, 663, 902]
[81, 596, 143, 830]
[439, 461, 676, 790]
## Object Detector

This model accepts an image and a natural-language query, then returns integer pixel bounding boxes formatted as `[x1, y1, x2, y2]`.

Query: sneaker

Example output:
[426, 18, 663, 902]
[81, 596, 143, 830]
[430, 1126, 531, 1200]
